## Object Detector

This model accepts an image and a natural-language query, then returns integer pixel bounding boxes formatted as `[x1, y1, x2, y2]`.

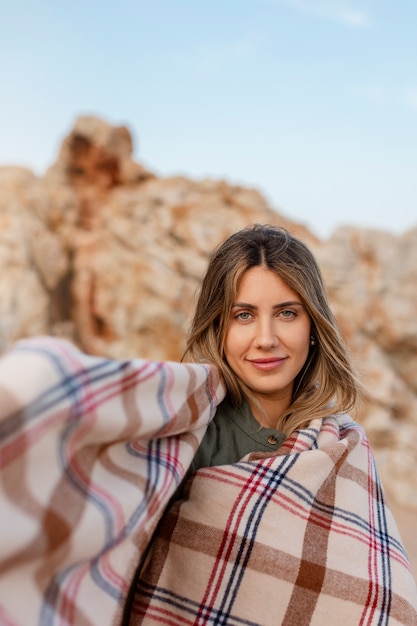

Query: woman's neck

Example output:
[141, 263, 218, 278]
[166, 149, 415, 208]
[250, 395, 291, 430]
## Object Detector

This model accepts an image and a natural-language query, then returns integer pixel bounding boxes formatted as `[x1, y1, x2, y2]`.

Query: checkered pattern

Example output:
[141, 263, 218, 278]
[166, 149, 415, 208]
[0, 337, 224, 626]
[132, 417, 417, 625]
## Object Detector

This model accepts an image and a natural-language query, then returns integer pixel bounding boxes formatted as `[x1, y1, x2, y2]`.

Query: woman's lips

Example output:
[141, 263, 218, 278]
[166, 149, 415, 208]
[248, 358, 286, 371]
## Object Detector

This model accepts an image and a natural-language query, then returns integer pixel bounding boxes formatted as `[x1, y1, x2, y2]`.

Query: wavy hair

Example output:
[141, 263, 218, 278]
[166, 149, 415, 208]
[183, 224, 360, 436]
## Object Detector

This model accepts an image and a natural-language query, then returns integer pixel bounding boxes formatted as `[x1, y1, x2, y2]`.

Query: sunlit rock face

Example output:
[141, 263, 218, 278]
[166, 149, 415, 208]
[1, 115, 416, 556]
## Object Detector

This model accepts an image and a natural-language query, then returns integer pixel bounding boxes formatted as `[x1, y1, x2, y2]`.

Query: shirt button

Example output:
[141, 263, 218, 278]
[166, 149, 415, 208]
[267, 435, 278, 445]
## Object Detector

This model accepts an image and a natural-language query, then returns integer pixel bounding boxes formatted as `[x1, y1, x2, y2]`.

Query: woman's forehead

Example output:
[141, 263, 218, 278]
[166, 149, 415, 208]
[234, 266, 301, 301]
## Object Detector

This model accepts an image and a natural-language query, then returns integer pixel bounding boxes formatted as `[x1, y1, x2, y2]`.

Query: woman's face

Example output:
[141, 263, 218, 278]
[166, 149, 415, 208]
[224, 265, 311, 417]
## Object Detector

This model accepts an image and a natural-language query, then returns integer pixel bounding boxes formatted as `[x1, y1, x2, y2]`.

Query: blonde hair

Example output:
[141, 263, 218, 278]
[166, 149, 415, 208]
[183, 224, 360, 436]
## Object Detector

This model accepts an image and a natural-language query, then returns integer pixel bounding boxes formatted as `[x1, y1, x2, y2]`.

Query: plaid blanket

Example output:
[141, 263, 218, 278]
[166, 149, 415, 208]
[1, 338, 416, 626]
[0, 337, 224, 626]
[132, 418, 417, 625]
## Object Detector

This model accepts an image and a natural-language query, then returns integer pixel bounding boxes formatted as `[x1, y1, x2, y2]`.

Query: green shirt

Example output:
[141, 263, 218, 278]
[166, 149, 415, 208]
[191, 398, 286, 472]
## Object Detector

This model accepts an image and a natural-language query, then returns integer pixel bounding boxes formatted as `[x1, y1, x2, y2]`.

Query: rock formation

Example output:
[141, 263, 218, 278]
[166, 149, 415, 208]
[1, 115, 416, 569]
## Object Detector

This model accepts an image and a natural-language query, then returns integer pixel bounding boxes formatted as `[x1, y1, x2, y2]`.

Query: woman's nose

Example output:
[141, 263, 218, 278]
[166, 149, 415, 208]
[254, 320, 279, 349]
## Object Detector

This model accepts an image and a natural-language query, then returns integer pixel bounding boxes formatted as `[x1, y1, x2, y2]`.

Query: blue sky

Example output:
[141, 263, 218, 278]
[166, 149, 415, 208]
[1, 0, 416, 238]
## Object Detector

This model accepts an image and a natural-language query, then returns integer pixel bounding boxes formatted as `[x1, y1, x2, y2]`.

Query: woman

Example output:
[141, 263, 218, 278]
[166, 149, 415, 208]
[1, 225, 416, 625]
[131, 225, 417, 625]
[184, 223, 359, 469]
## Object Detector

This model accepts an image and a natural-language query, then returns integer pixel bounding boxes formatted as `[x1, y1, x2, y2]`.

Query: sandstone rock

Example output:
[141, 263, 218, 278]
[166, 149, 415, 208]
[0, 115, 416, 562]
[46, 115, 154, 187]
[0, 173, 69, 347]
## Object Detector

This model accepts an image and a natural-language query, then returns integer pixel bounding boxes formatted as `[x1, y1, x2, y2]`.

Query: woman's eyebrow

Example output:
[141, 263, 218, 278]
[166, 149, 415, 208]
[231, 302, 256, 309]
[231, 300, 303, 309]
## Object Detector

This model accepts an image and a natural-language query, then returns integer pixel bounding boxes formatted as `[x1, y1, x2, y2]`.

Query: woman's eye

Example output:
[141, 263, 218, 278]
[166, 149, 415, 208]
[280, 309, 296, 319]
[236, 311, 252, 320]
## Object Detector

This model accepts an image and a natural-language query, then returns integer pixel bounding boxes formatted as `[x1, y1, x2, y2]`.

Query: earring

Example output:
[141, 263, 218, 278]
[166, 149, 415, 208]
[310, 336, 317, 346]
